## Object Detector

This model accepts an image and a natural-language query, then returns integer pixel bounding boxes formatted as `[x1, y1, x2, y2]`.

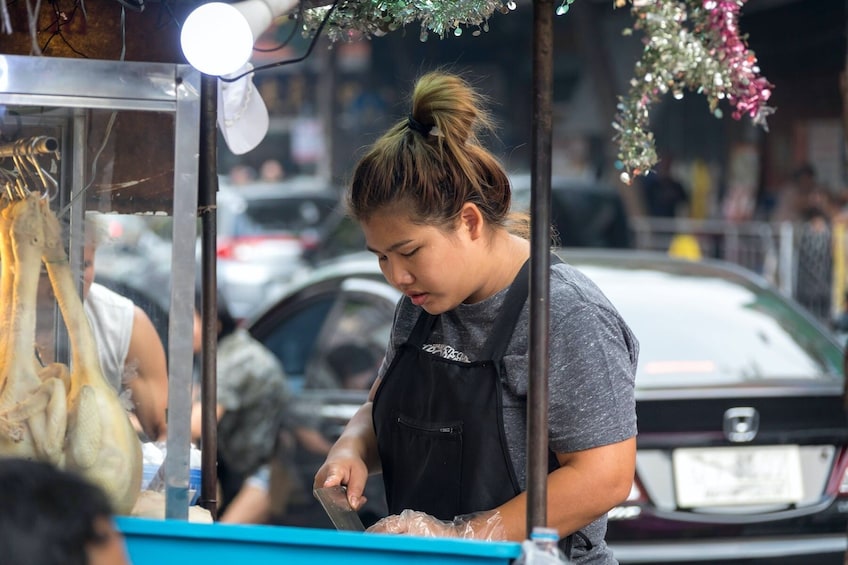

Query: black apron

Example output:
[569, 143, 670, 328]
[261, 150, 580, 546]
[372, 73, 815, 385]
[372, 258, 591, 558]
[372, 259, 550, 520]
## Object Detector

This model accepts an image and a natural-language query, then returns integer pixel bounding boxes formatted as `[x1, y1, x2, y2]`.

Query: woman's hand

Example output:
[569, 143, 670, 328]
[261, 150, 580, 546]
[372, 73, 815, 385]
[367, 509, 505, 541]
[313, 402, 378, 511]
[313, 443, 370, 510]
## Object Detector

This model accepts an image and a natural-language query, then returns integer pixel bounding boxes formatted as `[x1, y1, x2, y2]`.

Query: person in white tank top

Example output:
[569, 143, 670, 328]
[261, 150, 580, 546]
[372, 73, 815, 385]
[81, 240, 169, 443]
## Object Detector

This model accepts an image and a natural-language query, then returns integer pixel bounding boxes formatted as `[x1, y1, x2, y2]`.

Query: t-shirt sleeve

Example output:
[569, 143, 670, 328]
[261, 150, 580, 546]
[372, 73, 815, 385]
[546, 292, 638, 453]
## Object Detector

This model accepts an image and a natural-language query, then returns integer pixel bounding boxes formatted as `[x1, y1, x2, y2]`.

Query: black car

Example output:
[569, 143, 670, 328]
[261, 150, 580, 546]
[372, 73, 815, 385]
[248, 249, 848, 563]
[509, 173, 632, 248]
[302, 173, 632, 265]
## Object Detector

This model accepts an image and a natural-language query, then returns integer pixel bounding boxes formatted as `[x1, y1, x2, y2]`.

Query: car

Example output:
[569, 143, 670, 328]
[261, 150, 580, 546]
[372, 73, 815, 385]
[247, 249, 848, 563]
[215, 177, 341, 319]
[300, 173, 632, 266]
[507, 173, 632, 248]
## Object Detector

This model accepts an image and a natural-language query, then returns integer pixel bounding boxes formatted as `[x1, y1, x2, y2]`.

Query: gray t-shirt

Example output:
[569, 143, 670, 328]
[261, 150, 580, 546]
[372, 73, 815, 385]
[378, 260, 638, 564]
[217, 328, 292, 475]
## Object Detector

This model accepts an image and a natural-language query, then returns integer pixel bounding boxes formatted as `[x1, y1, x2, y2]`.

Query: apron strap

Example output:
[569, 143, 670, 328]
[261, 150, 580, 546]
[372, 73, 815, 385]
[407, 307, 437, 347]
[480, 258, 531, 361]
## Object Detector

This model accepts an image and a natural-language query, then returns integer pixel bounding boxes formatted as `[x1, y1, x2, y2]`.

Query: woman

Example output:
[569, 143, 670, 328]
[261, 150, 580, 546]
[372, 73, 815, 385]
[314, 71, 638, 563]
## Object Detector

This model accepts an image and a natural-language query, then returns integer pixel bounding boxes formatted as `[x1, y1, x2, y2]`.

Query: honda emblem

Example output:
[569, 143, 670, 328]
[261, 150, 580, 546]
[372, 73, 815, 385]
[723, 407, 759, 442]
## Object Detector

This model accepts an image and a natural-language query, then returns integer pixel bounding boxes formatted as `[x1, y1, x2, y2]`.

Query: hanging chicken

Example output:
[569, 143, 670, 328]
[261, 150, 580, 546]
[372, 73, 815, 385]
[0, 141, 142, 515]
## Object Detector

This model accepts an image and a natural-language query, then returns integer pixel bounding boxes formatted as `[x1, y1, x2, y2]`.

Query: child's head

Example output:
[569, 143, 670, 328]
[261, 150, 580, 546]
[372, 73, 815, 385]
[0, 458, 129, 565]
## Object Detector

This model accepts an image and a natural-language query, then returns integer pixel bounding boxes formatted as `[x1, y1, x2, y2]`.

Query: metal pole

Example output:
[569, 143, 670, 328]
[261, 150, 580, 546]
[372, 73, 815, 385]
[527, 0, 554, 534]
[197, 72, 219, 519]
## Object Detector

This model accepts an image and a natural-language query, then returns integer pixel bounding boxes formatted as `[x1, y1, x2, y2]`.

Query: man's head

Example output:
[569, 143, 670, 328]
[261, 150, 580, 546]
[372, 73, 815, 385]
[0, 458, 131, 565]
[83, 212, 108, 300]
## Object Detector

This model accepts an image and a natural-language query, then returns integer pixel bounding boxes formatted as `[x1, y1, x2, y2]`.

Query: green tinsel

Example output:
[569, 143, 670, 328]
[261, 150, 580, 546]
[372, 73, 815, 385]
[300, 1, 517, 43]
[297, 0, 772, 186]
[613, 0, 774, 184]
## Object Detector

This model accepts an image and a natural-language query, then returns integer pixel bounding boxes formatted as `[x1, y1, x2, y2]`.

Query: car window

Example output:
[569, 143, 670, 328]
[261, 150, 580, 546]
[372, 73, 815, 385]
[235, 196, 335, 237]
[510, 177, 631, 248]
[303, 291, 394, 391]
[254, 286, 394, 392]
[579, 265, 843, 388]
[258, 296, 335, 390]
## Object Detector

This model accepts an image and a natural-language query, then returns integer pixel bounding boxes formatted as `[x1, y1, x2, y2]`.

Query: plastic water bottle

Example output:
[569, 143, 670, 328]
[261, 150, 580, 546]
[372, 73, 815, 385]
[514, 527, 570, 564]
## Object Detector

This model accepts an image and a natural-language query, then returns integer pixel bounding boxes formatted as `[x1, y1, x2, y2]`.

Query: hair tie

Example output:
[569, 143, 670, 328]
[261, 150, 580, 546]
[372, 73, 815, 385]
[407, 115, 432, 137]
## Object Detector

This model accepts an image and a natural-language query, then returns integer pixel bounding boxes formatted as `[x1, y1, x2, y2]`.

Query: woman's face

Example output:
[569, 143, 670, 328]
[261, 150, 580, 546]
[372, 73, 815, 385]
[362, 208, 481, 315]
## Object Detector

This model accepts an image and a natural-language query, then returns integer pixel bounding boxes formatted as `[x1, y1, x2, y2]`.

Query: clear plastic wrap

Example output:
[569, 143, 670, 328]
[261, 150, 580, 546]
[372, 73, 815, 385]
[367, 509, 505, 540]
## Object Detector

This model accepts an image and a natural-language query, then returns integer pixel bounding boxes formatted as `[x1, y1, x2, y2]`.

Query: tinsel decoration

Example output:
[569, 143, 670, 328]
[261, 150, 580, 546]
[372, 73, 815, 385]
[613, 0, 774, 184]
[300, 1, 519, 43]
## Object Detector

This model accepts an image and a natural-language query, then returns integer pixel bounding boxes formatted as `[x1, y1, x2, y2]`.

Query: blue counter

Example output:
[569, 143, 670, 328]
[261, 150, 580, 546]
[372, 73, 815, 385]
[117, 517, 522, 565]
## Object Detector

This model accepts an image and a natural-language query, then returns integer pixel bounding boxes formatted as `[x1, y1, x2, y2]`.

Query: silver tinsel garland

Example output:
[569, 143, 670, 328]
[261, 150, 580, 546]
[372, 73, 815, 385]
[297, 0, 773, 184]
[300, 1, 518, 42]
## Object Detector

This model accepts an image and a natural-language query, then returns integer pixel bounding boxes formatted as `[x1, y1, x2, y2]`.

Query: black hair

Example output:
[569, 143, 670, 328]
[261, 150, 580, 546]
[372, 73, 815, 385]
[793, 163, 816, 180]
[0, 458, 115, 565]
[195, 288, 239, 340]
[216, 291, 238, 340]
[326, 343, 377, 380]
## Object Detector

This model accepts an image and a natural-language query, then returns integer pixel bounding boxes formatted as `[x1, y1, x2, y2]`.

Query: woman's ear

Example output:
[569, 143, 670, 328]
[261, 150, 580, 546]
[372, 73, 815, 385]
[457, 202, 485, 241]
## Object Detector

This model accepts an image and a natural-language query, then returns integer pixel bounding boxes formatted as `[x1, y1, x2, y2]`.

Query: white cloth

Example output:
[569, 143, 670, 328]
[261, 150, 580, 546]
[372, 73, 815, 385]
[217, 63, 269, 155]
[84, 282, 134, 393]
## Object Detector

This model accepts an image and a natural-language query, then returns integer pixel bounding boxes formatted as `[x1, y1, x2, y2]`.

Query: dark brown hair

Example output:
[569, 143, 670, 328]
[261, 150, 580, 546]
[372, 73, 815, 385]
[348, 71, 518, 233]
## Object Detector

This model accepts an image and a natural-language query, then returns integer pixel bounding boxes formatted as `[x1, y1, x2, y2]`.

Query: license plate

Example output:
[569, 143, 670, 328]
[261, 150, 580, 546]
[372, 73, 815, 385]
[673, 445, 804, 508]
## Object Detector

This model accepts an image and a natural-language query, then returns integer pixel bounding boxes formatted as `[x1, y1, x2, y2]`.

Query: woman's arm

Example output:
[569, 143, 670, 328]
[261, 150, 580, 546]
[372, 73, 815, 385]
[125, 306, 169, 442]
[495, 436, 636, 541]
[369, 436, 636, 541]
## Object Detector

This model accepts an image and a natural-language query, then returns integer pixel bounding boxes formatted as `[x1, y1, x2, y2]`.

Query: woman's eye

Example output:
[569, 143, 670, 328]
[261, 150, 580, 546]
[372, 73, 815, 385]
[401, 248, 419, 258]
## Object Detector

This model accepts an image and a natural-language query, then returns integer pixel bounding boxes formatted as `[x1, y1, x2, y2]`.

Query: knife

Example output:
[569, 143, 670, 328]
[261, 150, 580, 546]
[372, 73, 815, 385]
[313, 485, 366, 531]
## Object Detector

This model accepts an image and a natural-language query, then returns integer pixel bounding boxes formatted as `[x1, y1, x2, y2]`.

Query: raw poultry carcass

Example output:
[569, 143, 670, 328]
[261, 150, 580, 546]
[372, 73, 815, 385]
[41, 196, 142, 515]
[0, 194, 68, 465]
[0, 191, 141, 515]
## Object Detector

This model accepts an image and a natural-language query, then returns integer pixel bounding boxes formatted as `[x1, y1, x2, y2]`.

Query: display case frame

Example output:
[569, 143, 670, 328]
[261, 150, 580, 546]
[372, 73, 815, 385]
[0, 53, 201, 519]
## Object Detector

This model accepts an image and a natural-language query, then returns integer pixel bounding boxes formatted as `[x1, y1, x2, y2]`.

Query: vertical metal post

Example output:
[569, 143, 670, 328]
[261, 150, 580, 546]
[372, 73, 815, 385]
[197, 72, 219, 519]
[317, 37, 336, 183]
[527, 0, 554, 534]
[165, 66, 202, 521]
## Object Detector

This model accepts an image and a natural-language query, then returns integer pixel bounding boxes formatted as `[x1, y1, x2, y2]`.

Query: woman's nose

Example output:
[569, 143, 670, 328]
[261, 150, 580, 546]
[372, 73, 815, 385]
[386, 260, 413, 287]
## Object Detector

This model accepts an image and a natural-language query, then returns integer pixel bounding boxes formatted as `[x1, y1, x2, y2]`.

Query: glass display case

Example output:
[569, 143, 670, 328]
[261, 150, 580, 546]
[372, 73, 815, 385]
[0, 54, 200, 519]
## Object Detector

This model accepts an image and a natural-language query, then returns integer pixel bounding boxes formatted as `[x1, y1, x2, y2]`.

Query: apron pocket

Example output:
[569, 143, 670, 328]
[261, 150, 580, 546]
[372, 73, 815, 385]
[388, 413, 463, 520]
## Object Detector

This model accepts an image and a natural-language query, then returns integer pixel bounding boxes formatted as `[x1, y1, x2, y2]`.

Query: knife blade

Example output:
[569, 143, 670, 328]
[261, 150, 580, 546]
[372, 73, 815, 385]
[313, 485, 366, 531]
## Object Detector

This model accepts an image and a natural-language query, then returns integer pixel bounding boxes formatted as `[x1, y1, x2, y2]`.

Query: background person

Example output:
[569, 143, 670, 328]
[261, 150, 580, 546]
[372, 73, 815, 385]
[313, 71, 638, 563]
[82, 230, 169, 443]
[0, 458, 132, 565]
[190, 294, 293, 522]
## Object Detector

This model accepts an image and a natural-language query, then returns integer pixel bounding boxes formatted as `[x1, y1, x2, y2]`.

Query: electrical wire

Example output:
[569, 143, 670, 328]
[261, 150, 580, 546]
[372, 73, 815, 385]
[40, 0, 91, 57]
[219, 0, 339, 83]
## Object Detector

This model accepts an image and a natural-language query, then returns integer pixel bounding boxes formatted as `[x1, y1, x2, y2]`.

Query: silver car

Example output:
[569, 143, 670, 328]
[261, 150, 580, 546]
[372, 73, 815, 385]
[215, 177, 340, 319]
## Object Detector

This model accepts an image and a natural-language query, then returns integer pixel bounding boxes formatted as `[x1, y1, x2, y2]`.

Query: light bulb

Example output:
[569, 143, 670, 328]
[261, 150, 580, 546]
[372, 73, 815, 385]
[180, 2, 254, 76]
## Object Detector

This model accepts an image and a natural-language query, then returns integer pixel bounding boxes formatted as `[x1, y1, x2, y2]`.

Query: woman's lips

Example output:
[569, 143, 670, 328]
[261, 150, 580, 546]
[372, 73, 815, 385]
[408, 292, 428, 306]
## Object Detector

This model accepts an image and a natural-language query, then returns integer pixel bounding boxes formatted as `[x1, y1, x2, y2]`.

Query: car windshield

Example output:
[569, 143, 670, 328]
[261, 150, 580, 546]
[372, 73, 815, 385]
[577, 263, 844, 389]
[234, 196, 335, 237]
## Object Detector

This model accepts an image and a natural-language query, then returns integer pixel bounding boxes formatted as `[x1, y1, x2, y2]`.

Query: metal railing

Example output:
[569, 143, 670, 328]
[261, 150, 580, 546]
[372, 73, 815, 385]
[629, 216, 844, 326]
[630, 216, 791, 292]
